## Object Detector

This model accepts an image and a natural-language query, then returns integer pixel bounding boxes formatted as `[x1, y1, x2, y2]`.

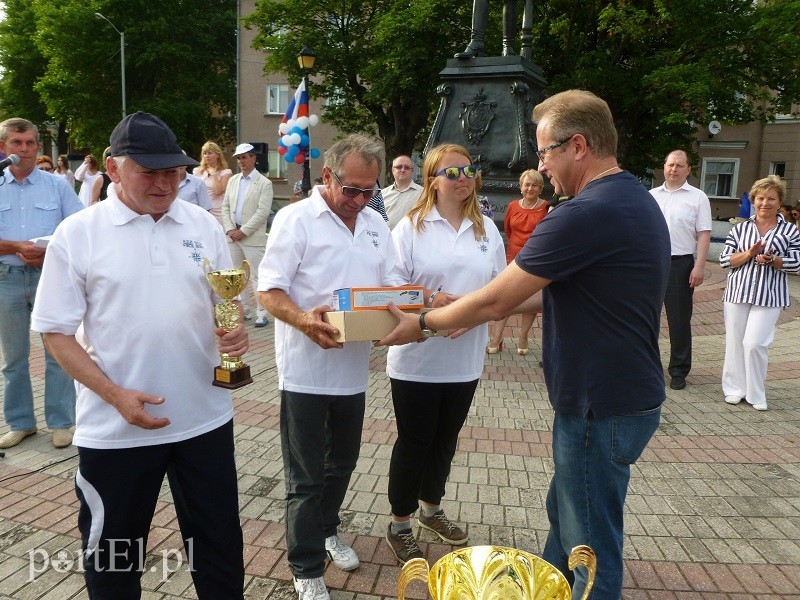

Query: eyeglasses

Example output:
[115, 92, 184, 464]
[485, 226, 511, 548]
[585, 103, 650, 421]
[393, 164, 412, 171]
[39, 166, 54, 172]
[536, 137, 573, 161]
[331, 171, 378, 199]
[434, 165, 479, 180]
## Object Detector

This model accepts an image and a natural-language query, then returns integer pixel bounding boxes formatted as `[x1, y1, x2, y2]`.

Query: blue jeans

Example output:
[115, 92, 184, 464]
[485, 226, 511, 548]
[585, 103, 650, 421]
[280, 390, 365, 579]
[543, 406, 661, 600]
[0, 266, 75, 430]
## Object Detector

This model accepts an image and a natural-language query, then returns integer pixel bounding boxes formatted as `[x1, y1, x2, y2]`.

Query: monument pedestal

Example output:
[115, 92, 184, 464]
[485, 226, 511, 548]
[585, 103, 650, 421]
[424, 56, 547, 226]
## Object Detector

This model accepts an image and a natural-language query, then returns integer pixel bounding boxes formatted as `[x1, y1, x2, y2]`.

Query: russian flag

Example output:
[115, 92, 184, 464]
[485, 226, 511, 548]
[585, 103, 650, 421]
[280, 80, 308, 132]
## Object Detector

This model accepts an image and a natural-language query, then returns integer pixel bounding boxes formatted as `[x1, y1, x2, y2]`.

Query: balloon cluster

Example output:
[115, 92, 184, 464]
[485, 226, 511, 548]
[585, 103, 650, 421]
[277, 115, 321, 165]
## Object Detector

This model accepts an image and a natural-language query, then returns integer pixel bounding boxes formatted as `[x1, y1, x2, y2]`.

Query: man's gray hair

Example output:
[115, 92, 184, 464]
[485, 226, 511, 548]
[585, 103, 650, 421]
[324, 134, 384, 177]
[0, 118, 39, 143]
[532, 90, 618, 159]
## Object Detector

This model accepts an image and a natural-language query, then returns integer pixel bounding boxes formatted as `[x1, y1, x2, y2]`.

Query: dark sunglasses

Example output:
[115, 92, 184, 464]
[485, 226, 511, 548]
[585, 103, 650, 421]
[435, 165, 479, 180]
[331, 171, 378, 199]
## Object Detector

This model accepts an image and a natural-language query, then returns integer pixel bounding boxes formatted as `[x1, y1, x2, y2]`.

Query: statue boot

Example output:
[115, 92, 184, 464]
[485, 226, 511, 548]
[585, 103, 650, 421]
[455, 34, 485, 59]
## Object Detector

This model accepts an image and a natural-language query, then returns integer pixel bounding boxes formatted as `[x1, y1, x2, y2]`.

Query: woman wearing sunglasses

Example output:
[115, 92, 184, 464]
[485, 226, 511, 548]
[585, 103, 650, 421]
[383, 144, 505, 563]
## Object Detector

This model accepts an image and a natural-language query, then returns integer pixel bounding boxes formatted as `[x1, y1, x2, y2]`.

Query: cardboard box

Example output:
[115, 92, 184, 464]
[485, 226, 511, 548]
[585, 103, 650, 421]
[332, 286, 424, 311]
[324, 309, 422, 342]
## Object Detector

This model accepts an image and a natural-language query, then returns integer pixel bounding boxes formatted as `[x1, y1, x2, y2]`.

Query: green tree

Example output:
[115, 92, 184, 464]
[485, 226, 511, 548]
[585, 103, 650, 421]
[531, 0, 800, 176]
[0, 0, 237, 157]
[0, 0, 52, 130]
[247, 0, 800, 178]
[246, 0, 474, 170]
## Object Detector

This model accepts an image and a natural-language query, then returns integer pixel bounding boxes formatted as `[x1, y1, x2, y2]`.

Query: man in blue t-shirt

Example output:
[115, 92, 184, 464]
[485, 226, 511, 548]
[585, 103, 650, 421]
[379, 90, 670, 600]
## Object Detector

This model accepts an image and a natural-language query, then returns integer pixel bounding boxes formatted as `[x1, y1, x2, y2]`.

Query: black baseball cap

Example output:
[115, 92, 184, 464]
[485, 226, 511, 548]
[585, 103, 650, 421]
[109, 112, 199, 170]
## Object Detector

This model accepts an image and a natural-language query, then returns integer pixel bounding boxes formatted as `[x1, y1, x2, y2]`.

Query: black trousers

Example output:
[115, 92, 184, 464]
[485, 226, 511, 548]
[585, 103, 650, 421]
[280, 390, 365, 578]
[75, 420, 244, 600]
[664, 255, 695, 378]
[388, 378, 478, 517]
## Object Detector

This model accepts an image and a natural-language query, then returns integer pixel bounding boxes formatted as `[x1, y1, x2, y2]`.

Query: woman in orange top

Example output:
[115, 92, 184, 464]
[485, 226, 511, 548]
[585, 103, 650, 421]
[487, 169, 549, 354]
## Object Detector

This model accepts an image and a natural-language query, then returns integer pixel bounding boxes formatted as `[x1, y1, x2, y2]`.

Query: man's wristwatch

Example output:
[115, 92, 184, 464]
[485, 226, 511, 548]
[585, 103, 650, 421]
[419, 312, 437, 338]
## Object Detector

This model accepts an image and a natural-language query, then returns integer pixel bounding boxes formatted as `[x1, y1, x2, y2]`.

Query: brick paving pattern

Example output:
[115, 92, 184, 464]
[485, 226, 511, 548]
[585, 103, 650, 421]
[1, 262, 799, 599]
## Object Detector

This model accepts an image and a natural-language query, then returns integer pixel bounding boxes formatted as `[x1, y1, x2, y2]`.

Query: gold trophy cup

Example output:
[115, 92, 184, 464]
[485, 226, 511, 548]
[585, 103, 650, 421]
[204, 259, 254, 389]
[398, 545, 596, 600]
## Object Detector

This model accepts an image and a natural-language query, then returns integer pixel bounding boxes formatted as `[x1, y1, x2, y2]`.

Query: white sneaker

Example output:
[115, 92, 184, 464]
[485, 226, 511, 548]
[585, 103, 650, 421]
[294, 576, 329, 600]
[752, 402, 768, 411]
[325, 534, 360, 571]
[724, 395, 742, 405]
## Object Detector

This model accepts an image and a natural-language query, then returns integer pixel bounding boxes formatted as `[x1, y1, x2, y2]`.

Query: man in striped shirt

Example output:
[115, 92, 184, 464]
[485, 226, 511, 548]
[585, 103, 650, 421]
[650, 150, 712, 391]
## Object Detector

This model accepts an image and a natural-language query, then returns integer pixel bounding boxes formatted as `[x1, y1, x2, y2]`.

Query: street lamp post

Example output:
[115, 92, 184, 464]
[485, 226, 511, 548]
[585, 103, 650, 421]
[297, 47, 316, 197]
[95, 12, 126, 118]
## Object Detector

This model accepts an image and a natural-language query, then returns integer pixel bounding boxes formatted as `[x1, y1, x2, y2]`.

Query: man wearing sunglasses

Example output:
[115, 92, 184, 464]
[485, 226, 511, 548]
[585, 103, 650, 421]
[378, 90, 670, 600]
[258, 134, 404, 600]
[382, 155, 422, 229]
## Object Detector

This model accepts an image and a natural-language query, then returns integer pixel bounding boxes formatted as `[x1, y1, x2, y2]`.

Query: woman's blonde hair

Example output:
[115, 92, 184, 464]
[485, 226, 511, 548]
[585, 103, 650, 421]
[407, 143, 485, 239]
[749, 174, 785, 204]
[199, 141, 229, 172]
[519, 168, 544, 188]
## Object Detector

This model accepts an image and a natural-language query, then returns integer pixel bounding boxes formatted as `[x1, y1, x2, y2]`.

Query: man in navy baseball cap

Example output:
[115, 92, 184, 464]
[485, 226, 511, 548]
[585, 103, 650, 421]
[109, 111, 199, 170]
[32, 110, 248, 597]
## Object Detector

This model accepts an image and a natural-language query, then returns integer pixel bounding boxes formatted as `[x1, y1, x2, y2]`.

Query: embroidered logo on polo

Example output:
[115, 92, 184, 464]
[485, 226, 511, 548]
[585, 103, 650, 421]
[183, 239, 206, 264]
[366, 229, 381, 249]
[478, 236, 489, 254]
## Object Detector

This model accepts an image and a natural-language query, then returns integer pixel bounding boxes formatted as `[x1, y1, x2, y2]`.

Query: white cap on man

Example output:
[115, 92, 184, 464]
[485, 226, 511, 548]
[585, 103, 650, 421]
[232, 143, 255, 157]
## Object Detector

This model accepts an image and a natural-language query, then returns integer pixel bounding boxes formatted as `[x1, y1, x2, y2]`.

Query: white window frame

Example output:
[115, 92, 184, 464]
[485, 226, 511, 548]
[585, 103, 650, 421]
[700, 157, 739, 199]
[769, 161, 786, 178]
[266, 84, 289, 115]
[268, 149, 287, 180]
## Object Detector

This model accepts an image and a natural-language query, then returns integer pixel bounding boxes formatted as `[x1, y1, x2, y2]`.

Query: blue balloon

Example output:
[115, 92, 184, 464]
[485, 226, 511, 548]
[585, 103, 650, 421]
[300, 135, 310, 147]
[287, 146, 298, 158]
[284, 154, 294, 163]
[290, 126, 303, 135]
[310, 148, 321, 159]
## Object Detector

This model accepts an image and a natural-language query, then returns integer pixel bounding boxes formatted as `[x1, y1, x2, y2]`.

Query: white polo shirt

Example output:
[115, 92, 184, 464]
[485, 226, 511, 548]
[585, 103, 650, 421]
[650, 181, 712, 256]
[31, 196, 234, 449]
[387, 208, 505, 383]
[258, 185, 403, 395]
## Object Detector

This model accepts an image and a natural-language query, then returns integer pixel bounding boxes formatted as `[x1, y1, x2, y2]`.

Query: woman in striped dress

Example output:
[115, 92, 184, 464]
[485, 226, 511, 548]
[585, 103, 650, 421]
[719, 175, 800, 410]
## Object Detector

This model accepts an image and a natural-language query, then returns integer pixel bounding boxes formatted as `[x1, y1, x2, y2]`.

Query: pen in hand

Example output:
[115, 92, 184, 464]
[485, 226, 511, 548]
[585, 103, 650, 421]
[428, 285, 443, 307]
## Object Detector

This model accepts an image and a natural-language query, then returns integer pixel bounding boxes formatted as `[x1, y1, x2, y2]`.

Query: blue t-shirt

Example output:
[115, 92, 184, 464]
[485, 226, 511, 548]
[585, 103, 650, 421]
[515, 171, 670, 418]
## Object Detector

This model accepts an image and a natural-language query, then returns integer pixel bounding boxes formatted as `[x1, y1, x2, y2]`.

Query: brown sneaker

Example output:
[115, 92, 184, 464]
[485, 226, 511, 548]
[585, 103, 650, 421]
[385, 524, 423, 564]
[52, 428, 73, 449]
[0, 428, 37, 449]
[418, 510, 468, 545]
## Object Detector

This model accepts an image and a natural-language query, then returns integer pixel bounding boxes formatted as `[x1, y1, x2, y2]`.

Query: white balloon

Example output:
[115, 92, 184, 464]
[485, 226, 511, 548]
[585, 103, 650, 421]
[296, 116, 309, 129]
[282, 134, 293, 146]
[286, 119, 296, 128]
[290, 133, 302, 145]
[279, 123, 289, 134]
[309, 114, 319, 126]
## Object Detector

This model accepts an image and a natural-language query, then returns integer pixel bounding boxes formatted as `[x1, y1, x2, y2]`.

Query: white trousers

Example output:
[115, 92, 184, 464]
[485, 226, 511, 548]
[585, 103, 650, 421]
[228, 241, 267, 317]
[721, 302, 781, 405]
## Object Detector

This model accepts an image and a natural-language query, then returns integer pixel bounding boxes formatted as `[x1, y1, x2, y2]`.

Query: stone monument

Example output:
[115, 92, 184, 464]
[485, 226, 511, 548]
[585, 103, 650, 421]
[424, 0, 547, 227]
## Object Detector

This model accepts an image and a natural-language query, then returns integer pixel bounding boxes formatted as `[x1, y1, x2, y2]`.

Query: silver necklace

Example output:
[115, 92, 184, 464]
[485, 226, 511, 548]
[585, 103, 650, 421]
[586, 166, 620, 186]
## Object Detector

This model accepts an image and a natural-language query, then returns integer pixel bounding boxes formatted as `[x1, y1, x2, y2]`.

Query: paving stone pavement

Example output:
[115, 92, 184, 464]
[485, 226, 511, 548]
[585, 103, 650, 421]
[1, 262, 799, 599]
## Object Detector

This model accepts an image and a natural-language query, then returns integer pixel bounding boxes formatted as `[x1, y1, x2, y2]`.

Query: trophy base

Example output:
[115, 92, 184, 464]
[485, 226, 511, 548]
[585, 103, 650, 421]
[212, 365, 253, 389]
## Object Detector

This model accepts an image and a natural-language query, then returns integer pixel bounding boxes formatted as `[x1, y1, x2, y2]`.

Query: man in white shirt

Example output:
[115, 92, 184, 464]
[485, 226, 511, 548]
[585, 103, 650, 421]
[222, 143, 274, 327]
[178, 167, 213, 210]
[31, 112, 248, 598]
[258, 134, 403, 600]
[649, 150, 712, 390]
[382, 155, 422, 229]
